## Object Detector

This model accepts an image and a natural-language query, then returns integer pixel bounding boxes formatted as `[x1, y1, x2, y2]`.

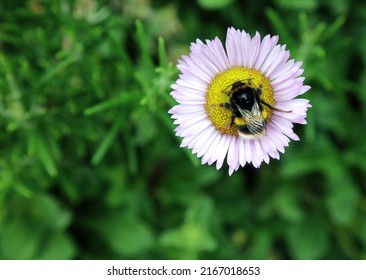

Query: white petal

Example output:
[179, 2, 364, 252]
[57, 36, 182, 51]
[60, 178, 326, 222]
[206, 37, 230, 72]
[201, 132, 223, 165]
[226, 27, 241, 67]
[244, 139, 252, 164]
[254, 35, 279, 71]
[196, 127, 218, 157]
[261, 44, 282, 74]
[247, 32, 261, 68]
[266, 46, 290, 78]
[238, 138, 246, 167]
[251, 140, 263, 168]
[227, 136, 239, 170]
[169, 104, 204, 115]
[215, 135, 231, 170]
[191, 126, 216, 154]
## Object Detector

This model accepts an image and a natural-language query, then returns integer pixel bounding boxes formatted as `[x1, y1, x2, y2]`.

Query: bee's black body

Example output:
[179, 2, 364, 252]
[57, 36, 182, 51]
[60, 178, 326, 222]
[228, 81, 263, 121]
[221, 80, 267, 138]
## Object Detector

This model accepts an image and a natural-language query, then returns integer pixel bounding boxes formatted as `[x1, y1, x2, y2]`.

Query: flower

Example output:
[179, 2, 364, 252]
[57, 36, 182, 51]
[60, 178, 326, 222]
[168, 27, 311, 175]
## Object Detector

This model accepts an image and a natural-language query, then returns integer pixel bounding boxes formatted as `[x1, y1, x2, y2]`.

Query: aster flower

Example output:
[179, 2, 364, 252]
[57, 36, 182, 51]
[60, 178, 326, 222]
[168, 27, 311, 175]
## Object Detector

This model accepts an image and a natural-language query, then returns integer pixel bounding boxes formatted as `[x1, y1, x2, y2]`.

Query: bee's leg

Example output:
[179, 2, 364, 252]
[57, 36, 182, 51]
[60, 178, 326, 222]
[221, 85, 232, 96]
[228, 115, 235, 127]
[222, 115, 235, 131]
[257, 84, 263, 96]
[219, 103, 232, 110]
[261, 100, 292, 113]
[219, 103, 235, 130]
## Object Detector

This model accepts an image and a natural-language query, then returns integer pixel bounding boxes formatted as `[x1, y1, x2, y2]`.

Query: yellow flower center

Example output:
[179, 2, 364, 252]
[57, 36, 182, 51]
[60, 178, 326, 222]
[205, 67, 275, 136]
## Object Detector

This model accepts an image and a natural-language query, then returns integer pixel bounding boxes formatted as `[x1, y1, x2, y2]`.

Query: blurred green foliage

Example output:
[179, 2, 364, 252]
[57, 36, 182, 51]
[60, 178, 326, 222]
[0, 0, 366, 260]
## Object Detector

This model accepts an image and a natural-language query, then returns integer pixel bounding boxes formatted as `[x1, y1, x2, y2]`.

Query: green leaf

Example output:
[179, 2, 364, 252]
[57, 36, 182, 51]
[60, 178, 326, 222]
[321, 16, 346, 42]
[160, 223, 216, 254]
[274, 186, 304, 223]
[186, 196, 215, 226]
[0, 218, 43, 259]
[34, 53, 80, 90]
[132, 110, 158, 146]
[91, 116, 125, 165]
[84, 94, 139, 116]
[160, 196, 216, 256]
[274, 0, 318, 10]
[286, 216, 328, 259]
[197, 0, 234, 10]
[29, 193, 72, 231]
[135, 20, 153, 70]
[28, 132, 58, 177]
[37, 233, 76, 260]
[265, 8, 295, 47]
[158, 36, 167, 67]
[326, 185, 359, 226]
[0, 52, 22, 98]
[92, 212, 154, 256]
[360, 219, 366, 247]
[247, 230, 273, 259]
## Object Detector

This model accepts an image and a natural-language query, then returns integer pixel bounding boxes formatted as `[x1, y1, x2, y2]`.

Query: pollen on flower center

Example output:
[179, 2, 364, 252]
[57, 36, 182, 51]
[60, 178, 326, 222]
[205, 67, 275, 136]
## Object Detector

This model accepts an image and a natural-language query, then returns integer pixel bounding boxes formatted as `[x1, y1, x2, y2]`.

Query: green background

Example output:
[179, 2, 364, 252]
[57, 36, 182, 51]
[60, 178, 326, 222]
[0, 0, 365, 260]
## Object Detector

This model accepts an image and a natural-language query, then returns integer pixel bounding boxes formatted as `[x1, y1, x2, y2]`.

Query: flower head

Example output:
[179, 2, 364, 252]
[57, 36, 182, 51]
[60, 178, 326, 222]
[169, 27, 311, 175]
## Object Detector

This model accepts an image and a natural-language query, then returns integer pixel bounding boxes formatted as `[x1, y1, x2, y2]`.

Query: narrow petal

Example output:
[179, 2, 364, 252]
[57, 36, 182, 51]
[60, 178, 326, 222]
[238, 138, 247, 167]
[196, 127, 217, 157]
[202, 132, 223, 165]
[226, 27, 241, 67]
[244, 139, 252, 164]
[215, 135, 231, 170]
[247, 32, 261, 68]
[206, 37, 230, 71]
[254, 35, 279, 71]
[227, 136, 239, 170]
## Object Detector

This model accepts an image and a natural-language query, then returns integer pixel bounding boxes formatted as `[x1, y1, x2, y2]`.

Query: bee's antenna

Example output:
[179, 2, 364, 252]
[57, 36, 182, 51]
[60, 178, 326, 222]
[222, 84, 233, 95]
[260, 100, 292, 113]
[221, 79, 254, 95]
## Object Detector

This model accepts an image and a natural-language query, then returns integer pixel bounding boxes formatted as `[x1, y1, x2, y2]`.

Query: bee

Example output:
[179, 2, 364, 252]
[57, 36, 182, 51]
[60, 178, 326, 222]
[220, 79, 290, 139]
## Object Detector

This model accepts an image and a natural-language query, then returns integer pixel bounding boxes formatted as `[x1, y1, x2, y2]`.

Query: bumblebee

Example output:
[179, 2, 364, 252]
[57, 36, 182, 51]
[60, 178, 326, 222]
[220, 79, 289, 139]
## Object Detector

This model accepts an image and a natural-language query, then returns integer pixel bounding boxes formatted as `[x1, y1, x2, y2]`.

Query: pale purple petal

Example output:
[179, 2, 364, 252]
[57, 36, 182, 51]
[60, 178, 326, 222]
[244, 139, 252, 165]
[247, 32, 261, 68]
[227, 136, 239, 171]
[206, 37, 230, 71]
[215, 135, 231, 170]
[253, 35, 279, 71]
[238, 138, 246, 167]
[196, 127, 218, 157]
[201, 133, 223, 165]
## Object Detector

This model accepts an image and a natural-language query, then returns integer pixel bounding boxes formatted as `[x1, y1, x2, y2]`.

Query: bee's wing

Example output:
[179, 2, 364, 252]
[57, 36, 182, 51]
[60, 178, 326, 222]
[237, 102, 267, 137]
